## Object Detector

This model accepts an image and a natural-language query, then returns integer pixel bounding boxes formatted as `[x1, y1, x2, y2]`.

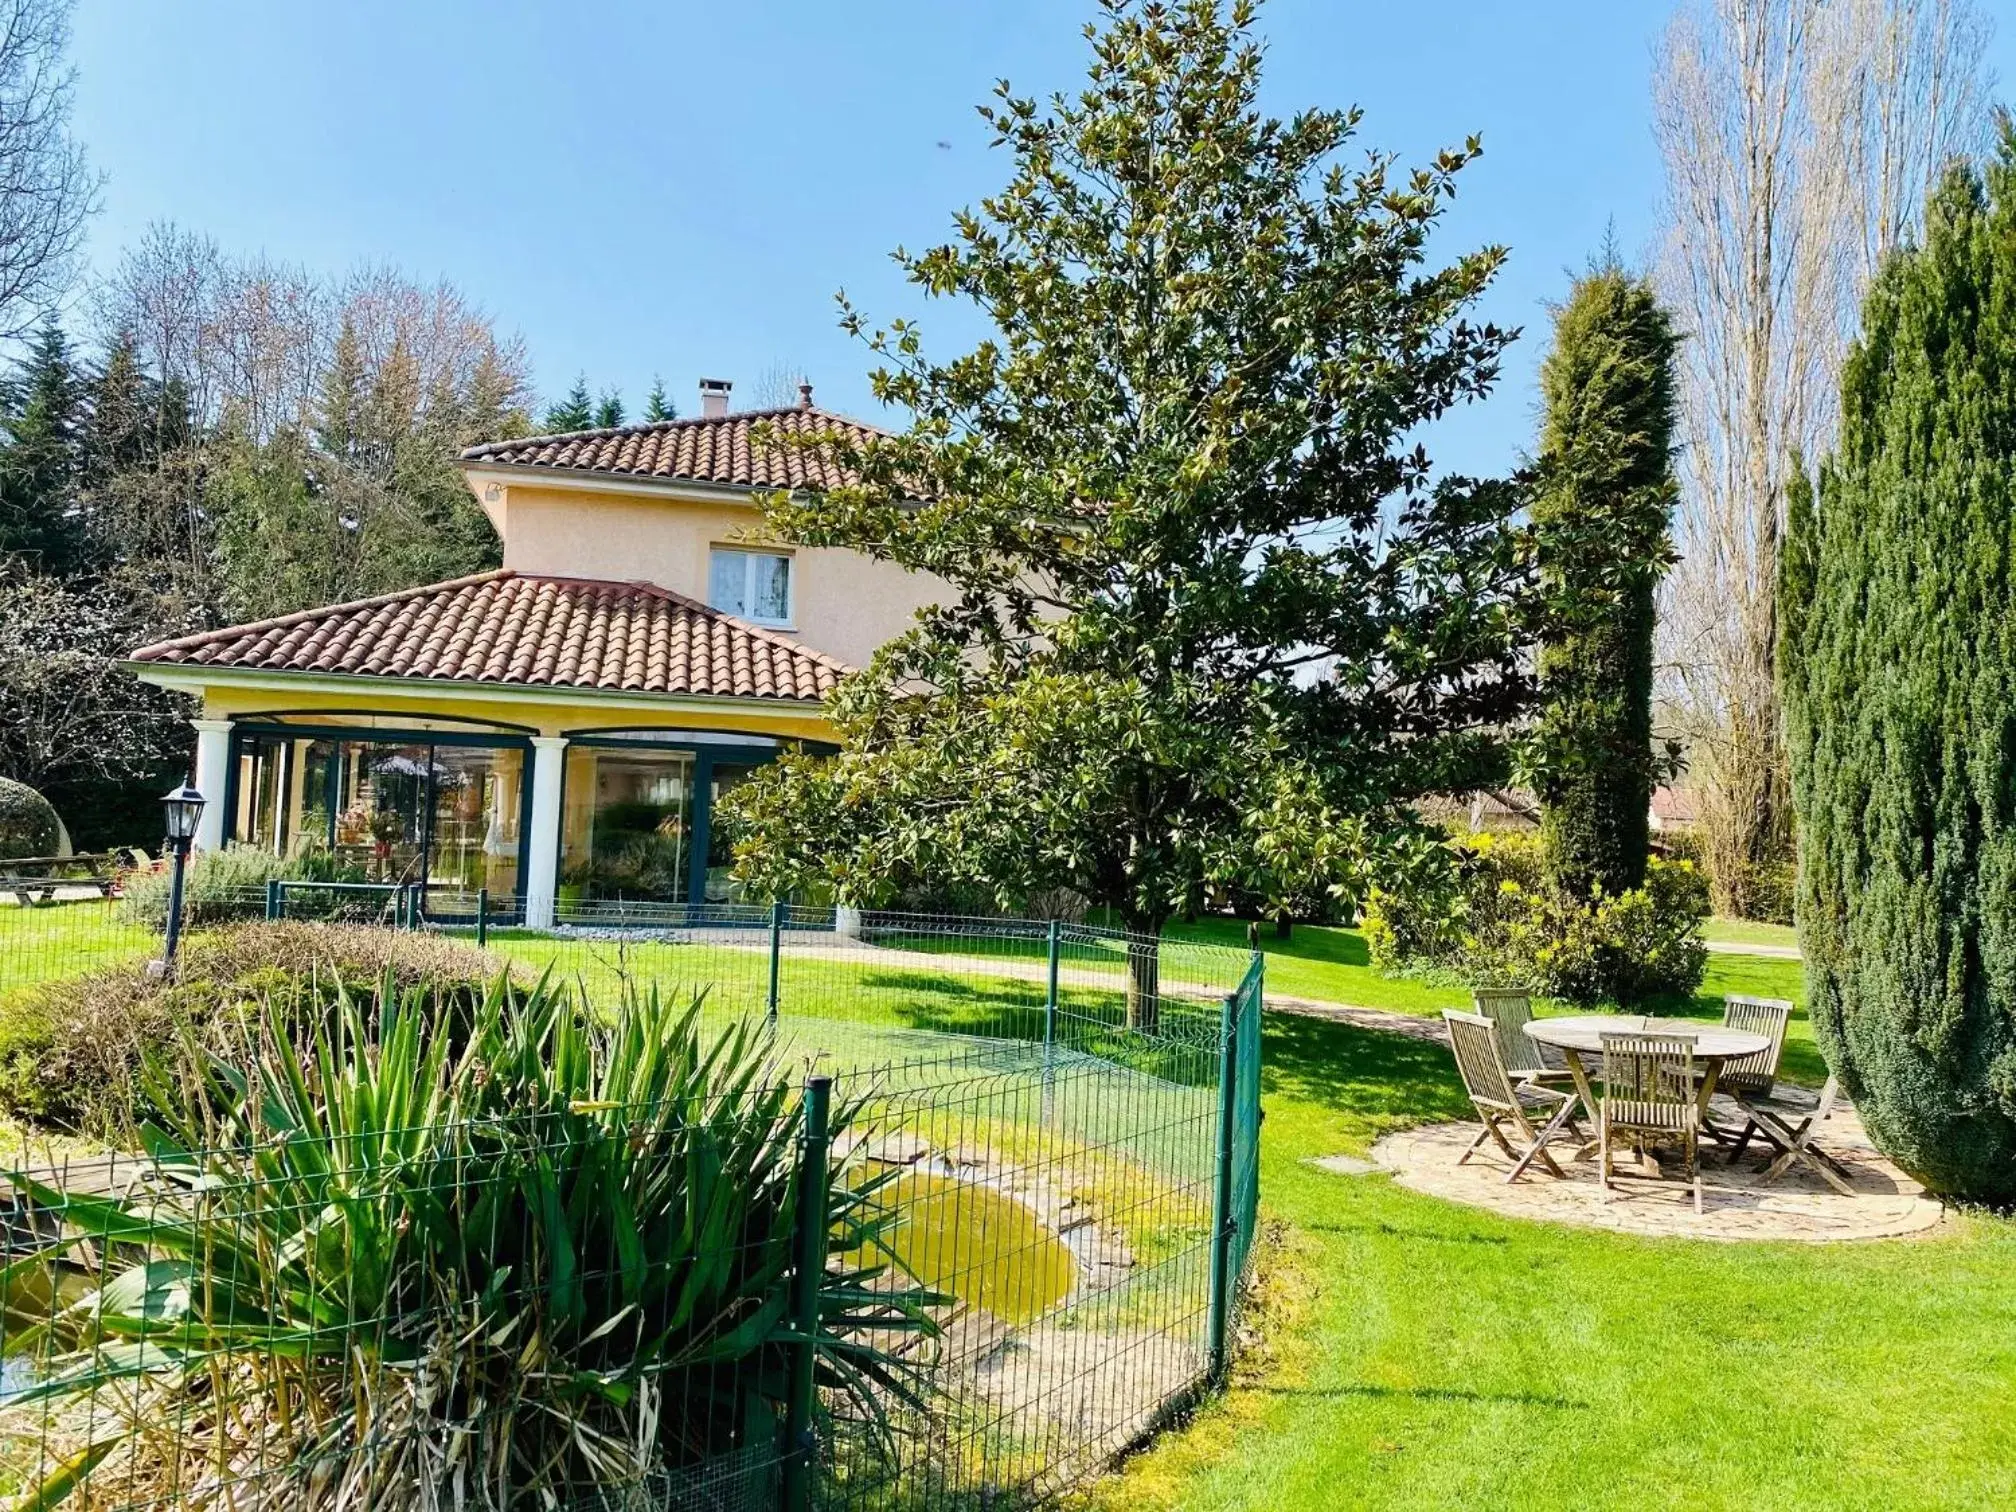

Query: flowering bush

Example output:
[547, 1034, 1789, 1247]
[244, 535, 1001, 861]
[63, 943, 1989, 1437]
[1364, 831, 1708, 1005]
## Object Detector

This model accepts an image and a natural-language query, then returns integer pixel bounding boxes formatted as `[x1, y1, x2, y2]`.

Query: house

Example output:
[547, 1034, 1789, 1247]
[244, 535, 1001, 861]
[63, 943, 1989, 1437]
[126, 380, 940, 926]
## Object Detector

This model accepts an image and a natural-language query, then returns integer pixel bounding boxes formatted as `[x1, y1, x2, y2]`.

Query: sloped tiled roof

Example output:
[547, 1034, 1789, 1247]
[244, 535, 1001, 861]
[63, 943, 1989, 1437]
[459, 404, 886, 491]
[130, 572, 848, 703]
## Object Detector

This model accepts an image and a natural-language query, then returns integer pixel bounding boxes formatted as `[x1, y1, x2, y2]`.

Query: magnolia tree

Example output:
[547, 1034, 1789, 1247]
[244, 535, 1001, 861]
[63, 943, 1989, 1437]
[724, 0, 1531, 1021]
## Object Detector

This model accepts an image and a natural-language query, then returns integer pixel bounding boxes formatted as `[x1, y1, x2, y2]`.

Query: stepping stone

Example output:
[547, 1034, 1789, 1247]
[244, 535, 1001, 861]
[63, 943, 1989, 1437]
[1309, 1153, 1383, 1176]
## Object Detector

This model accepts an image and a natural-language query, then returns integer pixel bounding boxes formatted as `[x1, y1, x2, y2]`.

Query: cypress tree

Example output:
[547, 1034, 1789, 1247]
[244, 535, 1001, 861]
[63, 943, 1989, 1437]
[642, 375, 676, 422]
[1529, 263, 1679, 898]
[1786, 127, 2016, 1201]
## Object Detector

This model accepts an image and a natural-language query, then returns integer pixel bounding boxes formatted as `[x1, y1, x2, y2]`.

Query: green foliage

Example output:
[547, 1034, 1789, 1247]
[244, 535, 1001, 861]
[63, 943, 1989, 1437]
[115, 843, 302, 928]
[1364, 831, 1708, 1006]
[0, 775, 61, 856]
[1783, 127, 2016, 1201]
[1527, 262, 1678, 898]
[543, 373, 595, 431]
[594, 389, 624, 427]
[4, 975, 939, 1508]
[0, 320, 91, 575]
[642, 375, 677, 422]
[729, 0, 1529, 937]
[0, 920, 507, 1129]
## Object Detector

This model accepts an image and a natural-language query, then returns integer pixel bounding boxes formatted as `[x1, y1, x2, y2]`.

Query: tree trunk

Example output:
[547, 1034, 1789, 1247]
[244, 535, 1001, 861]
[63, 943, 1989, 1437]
[1121, 907, 1163, 1033]
[1274, 916, 1293, 941]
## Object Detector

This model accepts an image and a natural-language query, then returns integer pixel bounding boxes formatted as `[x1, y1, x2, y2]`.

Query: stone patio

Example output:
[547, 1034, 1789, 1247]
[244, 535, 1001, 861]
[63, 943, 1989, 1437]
[1366, 1088, 1945, 1242]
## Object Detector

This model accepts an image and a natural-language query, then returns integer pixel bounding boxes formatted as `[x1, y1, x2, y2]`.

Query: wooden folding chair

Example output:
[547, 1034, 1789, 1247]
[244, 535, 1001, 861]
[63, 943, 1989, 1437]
[1442, 1010, 1581, 1183]
[1600, 1031, 1703, 1214]
[1703, 994, 1792, 1147]
[1471, 987, 1579, 1093]
[1728, 1075, 1855, 1195]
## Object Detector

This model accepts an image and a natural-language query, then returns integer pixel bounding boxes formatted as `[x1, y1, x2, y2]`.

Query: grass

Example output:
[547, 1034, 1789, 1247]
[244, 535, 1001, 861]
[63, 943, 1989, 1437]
[1, 901, 2011, 1507]
[1077, 1009, 2016, 1512]
[1703, 915, 1800, 952]
[0, 898, 151, 995]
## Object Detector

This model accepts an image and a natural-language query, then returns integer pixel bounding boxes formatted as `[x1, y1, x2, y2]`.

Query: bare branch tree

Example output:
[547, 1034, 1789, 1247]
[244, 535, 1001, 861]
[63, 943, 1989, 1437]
[0, 0, 96, 340]
[1653, 0, 1992, 916]
[749, 358, 809, 410]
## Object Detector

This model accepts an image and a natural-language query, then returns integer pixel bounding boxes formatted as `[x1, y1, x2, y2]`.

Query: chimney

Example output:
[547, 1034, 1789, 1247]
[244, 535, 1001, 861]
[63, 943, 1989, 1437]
[699, 377, 731, 418]
[797, 381, 814, 410]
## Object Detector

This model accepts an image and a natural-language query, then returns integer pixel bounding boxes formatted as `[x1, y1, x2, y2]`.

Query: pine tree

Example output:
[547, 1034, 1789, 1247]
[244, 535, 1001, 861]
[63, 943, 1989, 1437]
[594, 390, 624, 428]
[0, 318, 89, 574]
[642, 375, 676, 422]
[543, 376, 593, 432]
[1529, 262, 1679, 898]
[1785, 124, 2016, 1201]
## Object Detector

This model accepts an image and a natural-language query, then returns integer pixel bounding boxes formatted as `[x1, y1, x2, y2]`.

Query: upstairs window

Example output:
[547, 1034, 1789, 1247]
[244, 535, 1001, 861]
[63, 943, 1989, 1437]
[708, 547, 793, 626]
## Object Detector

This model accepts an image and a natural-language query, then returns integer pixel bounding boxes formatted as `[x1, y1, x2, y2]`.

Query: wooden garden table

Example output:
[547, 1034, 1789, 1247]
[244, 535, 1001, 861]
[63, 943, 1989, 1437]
[1522, 1015, 1772, 1160]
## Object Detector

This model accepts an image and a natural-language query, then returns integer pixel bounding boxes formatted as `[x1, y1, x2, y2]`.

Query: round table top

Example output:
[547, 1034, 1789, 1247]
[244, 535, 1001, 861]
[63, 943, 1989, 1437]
[1522, 1014, 1771, 1060]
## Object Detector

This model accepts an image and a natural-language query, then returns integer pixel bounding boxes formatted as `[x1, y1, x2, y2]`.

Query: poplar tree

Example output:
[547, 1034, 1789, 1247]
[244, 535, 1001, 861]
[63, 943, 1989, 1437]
[1785, 125, 2016, 1201]
[1528, 263, 1679, 898]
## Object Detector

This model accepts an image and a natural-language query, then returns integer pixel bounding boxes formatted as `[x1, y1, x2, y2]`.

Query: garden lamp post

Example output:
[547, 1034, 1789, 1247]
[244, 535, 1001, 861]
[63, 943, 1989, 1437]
[160, 781, 206, 976]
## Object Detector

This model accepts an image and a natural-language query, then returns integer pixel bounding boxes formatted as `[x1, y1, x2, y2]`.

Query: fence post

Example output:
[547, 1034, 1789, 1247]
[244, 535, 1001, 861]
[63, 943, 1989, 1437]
[767, 900, 785, 1024]
[264, 879, 281, 922]
[475, 888, 489, 948]
[1207, 988, 1240, 1382]
[782, 1074, 833, 1512]
[1044, 919, 1061, 1054]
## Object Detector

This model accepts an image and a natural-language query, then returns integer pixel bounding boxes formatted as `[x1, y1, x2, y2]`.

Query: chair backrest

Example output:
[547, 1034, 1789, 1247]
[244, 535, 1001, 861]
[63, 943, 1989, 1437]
[1444, 1010, 1522, 1111]
[1600, 1032, 1699, 1132]
[1471, 988, 1544, 1075]
[1720, 995, 1793, 1095]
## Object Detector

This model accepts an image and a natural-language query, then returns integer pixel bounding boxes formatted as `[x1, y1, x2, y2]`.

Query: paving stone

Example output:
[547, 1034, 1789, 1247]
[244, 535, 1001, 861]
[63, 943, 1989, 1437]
[1371, 1108, 1944, 1243]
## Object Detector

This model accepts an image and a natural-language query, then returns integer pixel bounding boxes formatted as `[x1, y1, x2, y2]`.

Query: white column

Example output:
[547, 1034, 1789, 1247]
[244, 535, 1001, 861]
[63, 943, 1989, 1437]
[190, 719, 233, 853]
[524, 735, 568, 929]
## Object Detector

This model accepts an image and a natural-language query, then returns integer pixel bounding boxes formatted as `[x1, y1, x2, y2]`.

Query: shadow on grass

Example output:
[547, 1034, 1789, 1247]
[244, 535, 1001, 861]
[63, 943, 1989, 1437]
[1262, 1012, 1471, 1128]
[1296, 1223, 1510, 1247]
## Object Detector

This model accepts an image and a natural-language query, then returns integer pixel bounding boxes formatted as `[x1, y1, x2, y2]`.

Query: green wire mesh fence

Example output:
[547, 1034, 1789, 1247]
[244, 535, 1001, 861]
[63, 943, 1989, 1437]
[0, 884, 1263, 1510]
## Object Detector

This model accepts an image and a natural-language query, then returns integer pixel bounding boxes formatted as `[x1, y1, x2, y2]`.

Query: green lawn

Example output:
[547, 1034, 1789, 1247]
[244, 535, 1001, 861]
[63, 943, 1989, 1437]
[1703, 915, 1800, 952]
[1082, 1009, 2016, 1512]
[0, 898, 151, 994]
[2, 900, 2010, 1507]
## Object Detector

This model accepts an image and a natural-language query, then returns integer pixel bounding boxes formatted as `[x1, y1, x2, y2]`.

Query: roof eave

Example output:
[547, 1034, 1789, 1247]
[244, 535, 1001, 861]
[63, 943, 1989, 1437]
[458, 459, 800, 505]
[125, 661, 834, 719]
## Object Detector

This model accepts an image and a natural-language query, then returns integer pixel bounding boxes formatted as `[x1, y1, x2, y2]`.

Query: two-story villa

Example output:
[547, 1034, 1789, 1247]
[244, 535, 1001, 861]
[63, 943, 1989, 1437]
[126, 380, 937, 925]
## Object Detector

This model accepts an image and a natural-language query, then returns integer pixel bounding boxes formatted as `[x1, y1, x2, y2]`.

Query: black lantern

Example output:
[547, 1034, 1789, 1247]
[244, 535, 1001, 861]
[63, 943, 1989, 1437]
[162, 782, 207, 847]
[159, 781, 206, 975]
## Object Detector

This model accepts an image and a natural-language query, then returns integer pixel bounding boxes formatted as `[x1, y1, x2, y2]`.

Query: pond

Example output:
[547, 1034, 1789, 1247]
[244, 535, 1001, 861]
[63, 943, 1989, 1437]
[854, 1170, 1077, 1327]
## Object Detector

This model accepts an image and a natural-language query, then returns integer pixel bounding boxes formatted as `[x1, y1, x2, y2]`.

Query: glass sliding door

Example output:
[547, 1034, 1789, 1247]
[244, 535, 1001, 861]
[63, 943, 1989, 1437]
[560, 746, 696, 906]
[703, 763, 757, 904]
[427, 745, 524, 904]
[228, 727, 529, 913]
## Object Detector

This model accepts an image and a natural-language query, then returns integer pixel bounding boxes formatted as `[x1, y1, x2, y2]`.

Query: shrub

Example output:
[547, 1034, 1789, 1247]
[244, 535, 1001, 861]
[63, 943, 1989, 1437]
[1781, 136, 2016, 1201]
[1365, 831, 1708, 1005]
[0, 776, 61, 857]
[3, 979, 941, 1510]
[0, 922, 510, 1130]
[118, 843, 312, 928]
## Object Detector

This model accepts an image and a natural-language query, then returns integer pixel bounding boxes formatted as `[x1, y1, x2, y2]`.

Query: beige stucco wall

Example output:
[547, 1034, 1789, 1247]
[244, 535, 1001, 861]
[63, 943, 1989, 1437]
[473, 474, 943, 672]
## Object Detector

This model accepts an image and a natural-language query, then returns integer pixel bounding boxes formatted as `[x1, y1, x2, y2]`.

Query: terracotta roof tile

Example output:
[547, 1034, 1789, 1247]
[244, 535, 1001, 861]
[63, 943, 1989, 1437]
[130, 572, 848, 703]
[459, 404, 885, 491]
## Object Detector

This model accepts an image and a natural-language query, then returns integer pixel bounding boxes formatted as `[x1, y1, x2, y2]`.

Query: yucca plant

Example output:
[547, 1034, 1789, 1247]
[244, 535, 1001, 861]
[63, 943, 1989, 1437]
[1, 970, 942, 1510]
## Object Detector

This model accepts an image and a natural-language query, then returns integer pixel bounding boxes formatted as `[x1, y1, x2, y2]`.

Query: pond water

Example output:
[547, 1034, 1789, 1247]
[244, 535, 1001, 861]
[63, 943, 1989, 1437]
[853, 1170, 1076, 1327]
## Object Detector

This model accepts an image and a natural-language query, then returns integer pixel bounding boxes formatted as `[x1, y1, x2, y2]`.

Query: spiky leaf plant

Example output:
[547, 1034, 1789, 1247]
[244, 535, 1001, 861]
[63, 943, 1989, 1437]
[1, 971, 941, 1509]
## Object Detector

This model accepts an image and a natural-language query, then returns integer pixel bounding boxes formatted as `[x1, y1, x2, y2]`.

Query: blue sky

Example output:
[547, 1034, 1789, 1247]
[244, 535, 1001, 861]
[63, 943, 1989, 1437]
[69, 0, 2009, 479]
